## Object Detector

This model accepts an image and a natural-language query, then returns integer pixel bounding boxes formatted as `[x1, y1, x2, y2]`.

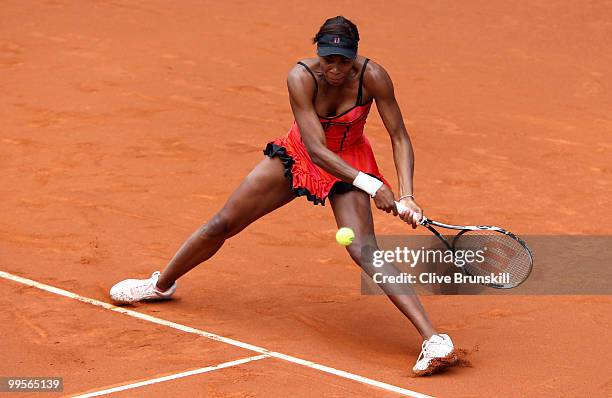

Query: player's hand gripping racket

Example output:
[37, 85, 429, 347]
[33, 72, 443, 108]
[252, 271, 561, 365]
[395, 202, 533, 289]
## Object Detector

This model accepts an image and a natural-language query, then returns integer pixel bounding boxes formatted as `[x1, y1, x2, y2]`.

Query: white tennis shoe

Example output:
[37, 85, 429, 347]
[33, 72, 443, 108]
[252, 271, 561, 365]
[110, 271, 176, 304]
[412, 334, 456, 376]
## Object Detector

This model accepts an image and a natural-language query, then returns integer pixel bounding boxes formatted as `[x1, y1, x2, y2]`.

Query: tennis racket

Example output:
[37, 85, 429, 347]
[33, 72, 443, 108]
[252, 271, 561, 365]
[395, 202, 533, 289]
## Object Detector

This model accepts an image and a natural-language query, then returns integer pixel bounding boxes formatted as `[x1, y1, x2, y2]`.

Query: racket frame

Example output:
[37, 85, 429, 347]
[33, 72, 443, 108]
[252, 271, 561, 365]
[421, 216, 533, 289]
[387, 199, 535, 289]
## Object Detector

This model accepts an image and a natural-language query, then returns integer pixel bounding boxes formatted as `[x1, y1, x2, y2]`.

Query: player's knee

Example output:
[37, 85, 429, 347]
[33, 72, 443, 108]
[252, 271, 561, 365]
[346, 242, 363, 264]
[347, 241, 379, 275]
[199, 212, 233, 240]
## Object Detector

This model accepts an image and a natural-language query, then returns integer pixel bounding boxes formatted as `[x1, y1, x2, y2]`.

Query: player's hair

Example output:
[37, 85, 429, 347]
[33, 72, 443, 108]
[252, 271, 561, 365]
[312, 16, 360, 44]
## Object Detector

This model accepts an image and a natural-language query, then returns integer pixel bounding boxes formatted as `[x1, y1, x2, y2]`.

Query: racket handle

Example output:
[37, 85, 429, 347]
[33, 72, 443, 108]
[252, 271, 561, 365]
[394, 201, 427, 225]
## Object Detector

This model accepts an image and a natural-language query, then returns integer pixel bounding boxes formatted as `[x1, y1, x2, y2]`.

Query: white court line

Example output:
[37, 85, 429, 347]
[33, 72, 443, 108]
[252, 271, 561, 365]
[71, 354, 270, 397]
[0, 271, 434, 398]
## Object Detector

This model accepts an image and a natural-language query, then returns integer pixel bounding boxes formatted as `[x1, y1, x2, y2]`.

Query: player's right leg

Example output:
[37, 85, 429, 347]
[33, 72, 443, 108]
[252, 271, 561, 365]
[109, 156, 295, 304]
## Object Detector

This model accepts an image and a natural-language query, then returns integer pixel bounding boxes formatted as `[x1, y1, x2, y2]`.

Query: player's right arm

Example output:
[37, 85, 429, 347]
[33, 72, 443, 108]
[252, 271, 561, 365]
[287, 65, 358, 183]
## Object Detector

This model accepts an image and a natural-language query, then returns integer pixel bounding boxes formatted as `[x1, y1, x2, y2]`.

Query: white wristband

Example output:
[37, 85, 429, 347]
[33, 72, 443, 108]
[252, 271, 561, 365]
[353, 171, 384, 197]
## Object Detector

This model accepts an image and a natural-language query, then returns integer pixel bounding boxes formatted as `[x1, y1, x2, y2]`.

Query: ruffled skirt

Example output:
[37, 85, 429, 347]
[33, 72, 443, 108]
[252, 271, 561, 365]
[263, 131, 389, 206]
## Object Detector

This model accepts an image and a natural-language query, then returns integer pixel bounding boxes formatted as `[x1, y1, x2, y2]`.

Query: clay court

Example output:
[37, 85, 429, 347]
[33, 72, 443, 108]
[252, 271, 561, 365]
[1, 1, 611, 396]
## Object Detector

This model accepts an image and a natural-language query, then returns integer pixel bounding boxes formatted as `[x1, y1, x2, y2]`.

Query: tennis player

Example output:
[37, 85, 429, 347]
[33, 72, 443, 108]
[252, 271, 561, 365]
[110, 16, 457, 376]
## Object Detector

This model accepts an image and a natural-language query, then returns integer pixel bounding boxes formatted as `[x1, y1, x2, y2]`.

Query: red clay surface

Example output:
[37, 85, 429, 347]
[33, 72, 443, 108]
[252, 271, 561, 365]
[1, 1, 611, 397]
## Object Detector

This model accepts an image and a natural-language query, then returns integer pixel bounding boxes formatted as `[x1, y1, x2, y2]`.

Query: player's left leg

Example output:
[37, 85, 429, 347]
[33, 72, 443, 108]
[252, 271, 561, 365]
[329, 189, 437, 338]
[329, 189, 456, 375]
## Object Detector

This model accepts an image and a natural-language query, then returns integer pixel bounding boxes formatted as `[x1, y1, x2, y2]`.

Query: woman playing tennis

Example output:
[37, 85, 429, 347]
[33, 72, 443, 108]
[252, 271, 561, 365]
[111, 16, 457, 376]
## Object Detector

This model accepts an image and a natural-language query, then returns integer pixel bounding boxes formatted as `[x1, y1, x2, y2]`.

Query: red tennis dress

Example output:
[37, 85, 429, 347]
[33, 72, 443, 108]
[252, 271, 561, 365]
[264, 58, 389, 205]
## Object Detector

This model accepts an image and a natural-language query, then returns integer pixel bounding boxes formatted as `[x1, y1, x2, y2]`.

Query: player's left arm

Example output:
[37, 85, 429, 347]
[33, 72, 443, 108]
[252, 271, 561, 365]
[366, 62, 422, 227]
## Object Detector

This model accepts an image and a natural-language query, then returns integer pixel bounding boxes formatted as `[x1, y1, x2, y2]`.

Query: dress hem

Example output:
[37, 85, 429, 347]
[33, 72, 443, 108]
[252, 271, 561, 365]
[263, 143, 327, 206]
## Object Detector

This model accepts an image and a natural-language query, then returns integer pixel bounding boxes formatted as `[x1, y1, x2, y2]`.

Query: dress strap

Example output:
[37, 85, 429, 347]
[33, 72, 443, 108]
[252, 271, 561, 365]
[297, 61, 318, 100]
[356, 58, 370, 106]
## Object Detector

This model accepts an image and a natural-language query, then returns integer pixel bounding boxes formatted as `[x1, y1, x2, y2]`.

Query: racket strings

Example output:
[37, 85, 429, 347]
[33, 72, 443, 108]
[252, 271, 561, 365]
[453, 230, 532, 287]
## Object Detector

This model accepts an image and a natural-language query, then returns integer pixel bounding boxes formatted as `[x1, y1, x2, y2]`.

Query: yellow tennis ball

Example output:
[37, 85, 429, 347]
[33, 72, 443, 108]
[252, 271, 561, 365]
[336, 227, 355, 246]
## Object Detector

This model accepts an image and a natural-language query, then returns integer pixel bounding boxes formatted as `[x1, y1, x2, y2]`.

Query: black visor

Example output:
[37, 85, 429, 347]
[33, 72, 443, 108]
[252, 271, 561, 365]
[316, 34, 357, 59]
